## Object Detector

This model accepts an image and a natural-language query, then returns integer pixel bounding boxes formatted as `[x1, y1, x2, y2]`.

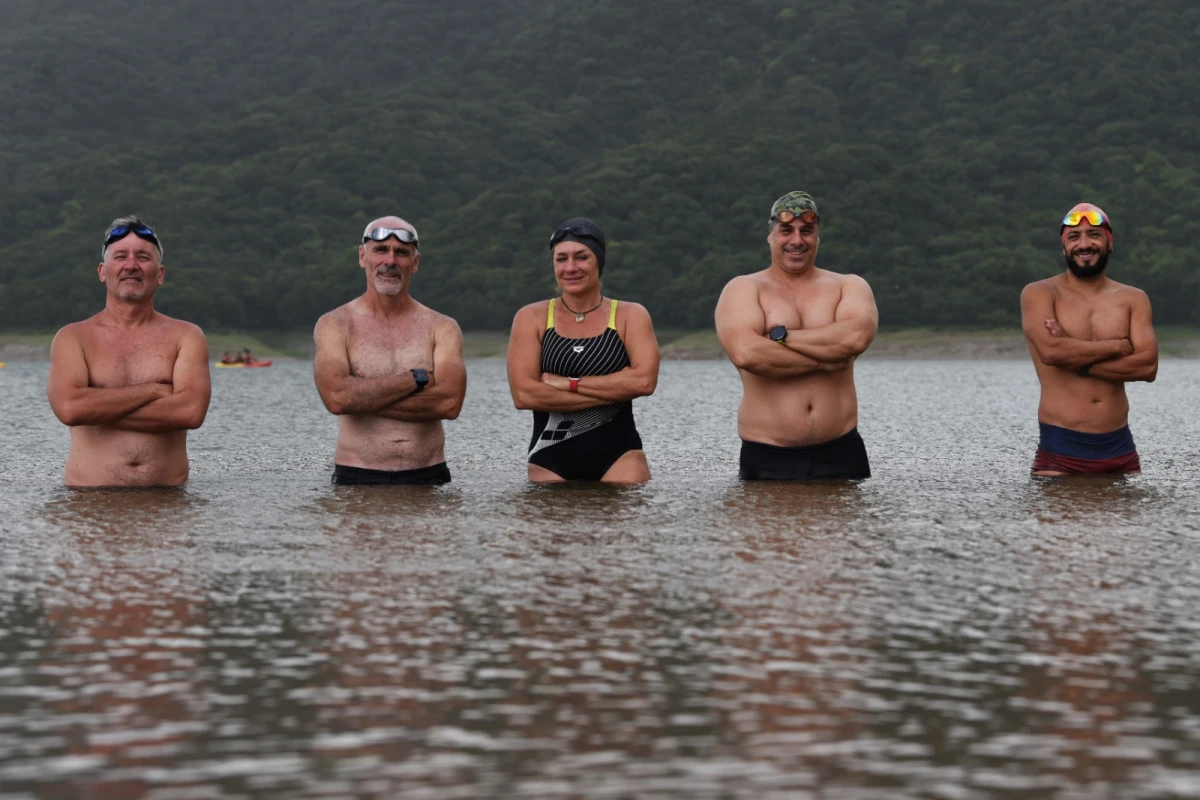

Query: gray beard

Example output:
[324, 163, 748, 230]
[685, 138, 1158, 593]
[374, 274, 404, 295]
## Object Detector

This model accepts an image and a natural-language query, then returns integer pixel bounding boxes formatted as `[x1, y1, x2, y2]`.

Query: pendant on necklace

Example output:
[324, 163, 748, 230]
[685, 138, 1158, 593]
[575, 313, 585, 323]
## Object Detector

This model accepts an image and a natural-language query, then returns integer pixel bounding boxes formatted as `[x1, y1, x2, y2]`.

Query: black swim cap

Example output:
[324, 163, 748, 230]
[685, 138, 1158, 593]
[549, 217, 606, 274]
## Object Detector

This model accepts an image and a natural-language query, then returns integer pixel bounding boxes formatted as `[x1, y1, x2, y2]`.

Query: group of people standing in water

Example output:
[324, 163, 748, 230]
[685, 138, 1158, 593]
[44, 191, 1157, 488]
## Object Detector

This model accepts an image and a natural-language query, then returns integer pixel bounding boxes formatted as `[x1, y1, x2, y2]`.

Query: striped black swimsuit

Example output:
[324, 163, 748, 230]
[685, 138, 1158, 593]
[528, 298, 644, 480]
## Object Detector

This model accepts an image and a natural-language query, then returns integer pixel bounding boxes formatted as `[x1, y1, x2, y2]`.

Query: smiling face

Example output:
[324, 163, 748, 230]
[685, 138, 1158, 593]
[97, 234, 164, 302]
[359, 217, 419, 297]
[552, 241, 601, 295]
[1062, 220, 1111, 279]
[768, 217, 820, 275]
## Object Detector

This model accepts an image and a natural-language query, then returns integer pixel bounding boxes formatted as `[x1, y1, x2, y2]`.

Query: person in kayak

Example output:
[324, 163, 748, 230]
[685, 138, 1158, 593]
[220, 351, 235, 364]
[313, 215, 466, 485]
[46, 216, 211, 487]
[507, 217, 659, 482]
[1021, 203, 1158, 475]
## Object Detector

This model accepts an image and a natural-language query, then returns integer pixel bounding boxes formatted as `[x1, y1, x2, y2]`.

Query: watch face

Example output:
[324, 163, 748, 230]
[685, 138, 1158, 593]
[769, 325, 787, 342]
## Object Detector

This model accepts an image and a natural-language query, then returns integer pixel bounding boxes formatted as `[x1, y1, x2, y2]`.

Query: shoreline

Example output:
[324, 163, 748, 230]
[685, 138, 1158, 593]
[5, 327, 1200, 362]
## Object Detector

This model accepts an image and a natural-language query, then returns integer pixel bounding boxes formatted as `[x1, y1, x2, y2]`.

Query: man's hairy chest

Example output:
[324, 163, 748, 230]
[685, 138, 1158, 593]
[345, 318, 435, 378]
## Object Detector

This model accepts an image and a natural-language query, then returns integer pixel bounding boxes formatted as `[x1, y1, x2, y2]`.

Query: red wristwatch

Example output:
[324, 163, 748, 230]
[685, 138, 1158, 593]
[568, 377, 580, 393]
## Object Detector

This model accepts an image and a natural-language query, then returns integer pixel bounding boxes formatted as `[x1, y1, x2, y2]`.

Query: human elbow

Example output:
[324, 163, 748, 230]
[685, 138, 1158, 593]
[441, 394, 464, 420]
[511, 389, 534, 411]
[726, 342, 760, 372]
[634, 373, 657, 398]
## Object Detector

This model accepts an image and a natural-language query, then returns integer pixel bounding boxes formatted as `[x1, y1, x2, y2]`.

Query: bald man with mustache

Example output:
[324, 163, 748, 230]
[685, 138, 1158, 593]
[313, 217, 466, 485]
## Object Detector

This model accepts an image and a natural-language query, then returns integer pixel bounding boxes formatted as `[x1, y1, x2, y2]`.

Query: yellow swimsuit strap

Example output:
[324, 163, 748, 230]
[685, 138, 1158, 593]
[607, 298, 618, 330]
[546, 298, 556, 330]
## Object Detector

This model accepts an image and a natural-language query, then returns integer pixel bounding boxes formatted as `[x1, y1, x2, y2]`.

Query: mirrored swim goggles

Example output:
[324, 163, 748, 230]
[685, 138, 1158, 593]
[363, 226, 419, 247]
[103, 223, 160, 253]
[770, 208, 820, 225]
[1062, 209, 1110, 228]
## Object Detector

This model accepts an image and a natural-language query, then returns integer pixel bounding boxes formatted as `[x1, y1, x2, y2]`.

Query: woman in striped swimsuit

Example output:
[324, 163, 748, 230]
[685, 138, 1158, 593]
[507, 218, 660, 482]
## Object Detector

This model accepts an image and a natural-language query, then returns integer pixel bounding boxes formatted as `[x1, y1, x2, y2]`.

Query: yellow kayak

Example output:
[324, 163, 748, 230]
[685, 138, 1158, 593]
[214, 360, 272, 369]
[0, 363, 6, 368]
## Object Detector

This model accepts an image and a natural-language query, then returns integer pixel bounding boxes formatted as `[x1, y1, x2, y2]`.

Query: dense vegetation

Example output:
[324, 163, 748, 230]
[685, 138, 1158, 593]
[2, 0, 1198, 331]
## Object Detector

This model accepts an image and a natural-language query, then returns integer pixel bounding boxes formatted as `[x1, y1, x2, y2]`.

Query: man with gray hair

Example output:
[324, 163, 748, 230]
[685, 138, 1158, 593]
[46, 216, 211, 486]
[313, 216, 466, 485]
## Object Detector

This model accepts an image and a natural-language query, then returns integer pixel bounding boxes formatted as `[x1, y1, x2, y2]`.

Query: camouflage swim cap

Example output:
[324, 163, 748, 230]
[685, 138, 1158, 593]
[769, 191, 820, 229]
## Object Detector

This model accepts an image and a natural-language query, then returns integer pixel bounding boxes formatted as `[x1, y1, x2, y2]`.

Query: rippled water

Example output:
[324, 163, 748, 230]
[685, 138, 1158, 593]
[2, 358, 1200, 798]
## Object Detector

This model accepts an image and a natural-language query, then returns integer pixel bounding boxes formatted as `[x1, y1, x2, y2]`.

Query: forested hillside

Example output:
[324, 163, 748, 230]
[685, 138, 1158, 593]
[2, 0, 1198, 330]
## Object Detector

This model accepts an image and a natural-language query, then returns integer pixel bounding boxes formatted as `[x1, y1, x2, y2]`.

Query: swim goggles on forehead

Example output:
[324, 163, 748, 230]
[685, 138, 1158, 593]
[1062, 209, 1110, 228]
[771, 208, 820, 225]
[362, 227, 419, 246]
[104, 223, 159, 248]
[549, 223, 603, 247]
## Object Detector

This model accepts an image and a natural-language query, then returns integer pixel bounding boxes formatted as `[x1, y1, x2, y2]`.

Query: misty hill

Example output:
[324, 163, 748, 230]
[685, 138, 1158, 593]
[2, 0, 1198, 330]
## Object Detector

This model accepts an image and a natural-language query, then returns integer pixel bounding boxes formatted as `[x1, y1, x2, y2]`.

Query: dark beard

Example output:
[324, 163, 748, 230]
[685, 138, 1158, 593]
[1065, 247, 1109, 278]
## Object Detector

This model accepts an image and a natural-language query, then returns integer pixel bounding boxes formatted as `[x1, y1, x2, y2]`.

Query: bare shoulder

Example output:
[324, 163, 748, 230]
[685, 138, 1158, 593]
[425, 307, 464, 338]
[315, 301, 355, 334]
[513, 298, 551, 325]
[824, 270, 872, 292]
[1021, 276, 1059, 299]
[615, 299, 651, 319]
[1108, 280, 1150, 304]
[156, 314, 206, 342]
[721, 271, 768, 293]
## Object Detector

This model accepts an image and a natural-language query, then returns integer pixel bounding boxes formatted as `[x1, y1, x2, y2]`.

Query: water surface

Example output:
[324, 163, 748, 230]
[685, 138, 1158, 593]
[2, 359, 1199, 798]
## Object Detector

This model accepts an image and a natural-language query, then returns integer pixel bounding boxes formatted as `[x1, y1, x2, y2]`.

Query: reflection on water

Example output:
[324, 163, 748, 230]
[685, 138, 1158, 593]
[1, 359, 1200, 797]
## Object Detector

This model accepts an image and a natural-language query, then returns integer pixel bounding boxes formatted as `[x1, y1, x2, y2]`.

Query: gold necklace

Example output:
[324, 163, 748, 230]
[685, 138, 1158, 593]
[560, 295, 603, 323]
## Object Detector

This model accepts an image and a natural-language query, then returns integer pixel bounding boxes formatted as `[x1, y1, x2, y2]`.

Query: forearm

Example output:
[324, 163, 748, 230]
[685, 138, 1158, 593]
[731, 339, 843, 378]
[566, 370, 655, 403]
[1086, 352, 1159, 383]
[108, 393, 207, 431]
[374, 384, 463, 422]
[323, 375, 417, 414]
[513, 381, 608, 411]
[53, 384, 166, 426]
[782, 322, 872, 362]
[1040, 337, 1129, 369]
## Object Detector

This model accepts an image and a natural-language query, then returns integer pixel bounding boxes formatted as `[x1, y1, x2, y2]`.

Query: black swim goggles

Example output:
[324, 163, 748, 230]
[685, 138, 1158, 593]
[103, 223, 160, 250]
[363, 226, 419, 247]
[549, 223, 603, 248]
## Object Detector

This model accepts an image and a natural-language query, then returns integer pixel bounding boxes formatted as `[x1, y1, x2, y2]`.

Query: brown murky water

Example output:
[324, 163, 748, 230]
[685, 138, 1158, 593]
[2, 359, 1199, 798]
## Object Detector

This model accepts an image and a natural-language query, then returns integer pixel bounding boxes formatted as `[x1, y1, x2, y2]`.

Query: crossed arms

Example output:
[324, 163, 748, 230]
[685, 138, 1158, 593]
[47, 325, 211, 432]
[1021, 284, 1157, 383]
[312, 314, 465, 421]
[715, 274, 878, 378]
[507, 302, 659, 412]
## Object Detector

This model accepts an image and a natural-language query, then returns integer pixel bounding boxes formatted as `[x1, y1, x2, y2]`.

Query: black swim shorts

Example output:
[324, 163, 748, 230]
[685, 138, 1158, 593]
[739, 429, 871, 481]
[331, 462, 452, 486]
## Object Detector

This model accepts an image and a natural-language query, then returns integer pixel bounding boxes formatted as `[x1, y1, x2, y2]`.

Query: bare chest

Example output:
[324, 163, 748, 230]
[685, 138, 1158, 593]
[82, 331, 178, 388]
[346, 318, 435, 378]
[758, 280, 842, 330]
[1054, 292, 1131, 341]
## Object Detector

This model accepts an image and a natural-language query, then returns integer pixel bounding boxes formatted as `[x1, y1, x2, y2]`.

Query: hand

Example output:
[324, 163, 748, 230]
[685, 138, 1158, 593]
[1045, 318, 1065, 338]
[154, 382, 174, 398]
[1119, 339, 1135, 357]
[541, 372, 567, 390]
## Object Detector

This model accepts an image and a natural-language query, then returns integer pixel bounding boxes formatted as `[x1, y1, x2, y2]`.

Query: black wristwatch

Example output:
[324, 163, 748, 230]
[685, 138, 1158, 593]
[768, 325, 787, 344]
[410, 368, 429, 392]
